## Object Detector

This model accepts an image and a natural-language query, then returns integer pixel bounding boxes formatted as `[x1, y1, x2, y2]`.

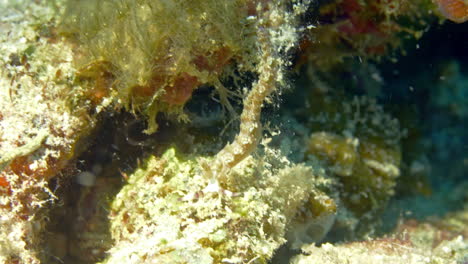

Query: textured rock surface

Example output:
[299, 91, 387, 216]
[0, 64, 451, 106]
[0, 0, 466, 264]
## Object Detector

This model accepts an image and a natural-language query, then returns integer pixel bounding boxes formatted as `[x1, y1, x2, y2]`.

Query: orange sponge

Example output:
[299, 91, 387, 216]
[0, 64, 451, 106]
[436, 0, 468, 23]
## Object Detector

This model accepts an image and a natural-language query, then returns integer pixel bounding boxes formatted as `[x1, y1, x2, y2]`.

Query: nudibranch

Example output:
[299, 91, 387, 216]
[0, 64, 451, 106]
[436, 0, 468, 23]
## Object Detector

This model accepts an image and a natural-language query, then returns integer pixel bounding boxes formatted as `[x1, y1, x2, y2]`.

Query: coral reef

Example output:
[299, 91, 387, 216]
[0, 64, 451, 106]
[104, 147, 333, 263]
[299, 0, 436, 68]
[66, 178, 121, 262]
[291, 202, 468, 264]
[0, 0, 466, 263]
[0, 1, 99, 263]
[304, 94, 404, 236]
[60, 0, 260, 133]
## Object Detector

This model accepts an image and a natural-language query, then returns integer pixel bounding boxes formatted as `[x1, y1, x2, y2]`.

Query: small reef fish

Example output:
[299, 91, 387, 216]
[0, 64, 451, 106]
[435, 0, 468, 23]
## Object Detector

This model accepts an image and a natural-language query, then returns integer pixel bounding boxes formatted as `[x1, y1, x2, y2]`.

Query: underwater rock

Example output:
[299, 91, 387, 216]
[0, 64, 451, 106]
[291, 203, 468, 264]
[67, 178, 121, 262]
[0, 0, 466, 263]
[0, 1, 102, 263]
[300, 0, 436, 68]
[304, 94, 404, 236]
[60, 0, 260, 134]
[104, 147, 335, 264]
[308, 131, 401, 215]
